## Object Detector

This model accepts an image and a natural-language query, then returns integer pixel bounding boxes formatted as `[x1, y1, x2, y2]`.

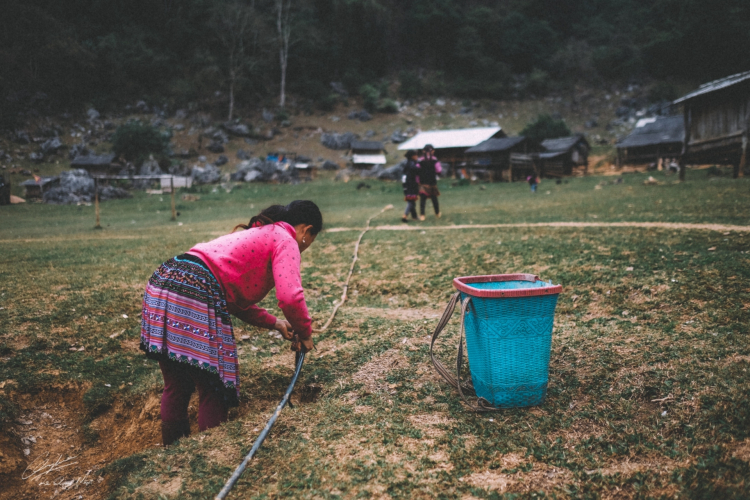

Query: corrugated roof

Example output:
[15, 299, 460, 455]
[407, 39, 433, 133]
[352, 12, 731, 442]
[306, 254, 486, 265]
[465, 136, 526, 154]
[350, 141, 384, 151]
[616, 115, 684, 148]
[673, 70, 750, 104]
[70, 153, 116, 166]
[352, 154, 386, 165]
[541, 135, 587, 152]
[397, 127, 503, 150]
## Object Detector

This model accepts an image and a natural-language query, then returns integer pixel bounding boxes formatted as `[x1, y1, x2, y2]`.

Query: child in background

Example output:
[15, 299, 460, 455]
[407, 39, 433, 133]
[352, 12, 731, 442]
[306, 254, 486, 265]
[401, 150, 420, 223]
[418, 144, 442, 220]
[527, 174, 539, 193]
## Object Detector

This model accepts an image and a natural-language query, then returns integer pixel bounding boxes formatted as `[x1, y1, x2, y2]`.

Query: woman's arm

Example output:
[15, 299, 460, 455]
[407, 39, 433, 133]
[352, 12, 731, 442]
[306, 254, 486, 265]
[271, 238, 313, 339]
[232, 304, 278, 330]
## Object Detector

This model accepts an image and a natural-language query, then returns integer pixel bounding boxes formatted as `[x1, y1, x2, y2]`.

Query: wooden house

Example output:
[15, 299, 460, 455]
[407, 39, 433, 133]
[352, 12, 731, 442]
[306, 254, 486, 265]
[616, 115, 684, 166]
[673, 70, 750, 179]
[510, 135, 589, 178]
[20, 176, 59, 199]
[398, 127, 506, 175]
[464, 136, 528, 181]
[349, 141, 386, 168]
[70, 153, 118, 177]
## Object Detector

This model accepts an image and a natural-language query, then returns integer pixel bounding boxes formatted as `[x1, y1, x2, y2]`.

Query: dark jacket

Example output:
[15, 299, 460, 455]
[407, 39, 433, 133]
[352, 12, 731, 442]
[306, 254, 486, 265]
[419, 156, 439, 185]
[402, 159, 420, 197]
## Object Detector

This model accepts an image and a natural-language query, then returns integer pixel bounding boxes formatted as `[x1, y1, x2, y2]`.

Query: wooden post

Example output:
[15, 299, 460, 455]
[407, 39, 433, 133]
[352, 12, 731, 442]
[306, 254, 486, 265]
[170, 176, 177, 221]
[94, 177, 101, 229]
[737, 133, 747, 179]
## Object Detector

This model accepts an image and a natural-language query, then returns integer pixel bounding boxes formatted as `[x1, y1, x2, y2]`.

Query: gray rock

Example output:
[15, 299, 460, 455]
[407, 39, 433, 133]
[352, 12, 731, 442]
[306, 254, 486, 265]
[174, 109, 188, 120]
[236, 149, 251, 160]
[348, 110, 372, 122]
[223, 122, 251, 137]
[87, 108, 100, 121]
[377, 162, 404, 181]
[29, 152, 44, 163]
[212, 130, 229, 144]
[135, 100, 149, 112]
[192, 164, 222, 184]
[459, 107, 473, 115]
[139, 159, 163, 177]
[321, 160, 339, 170]
[43, 169, 95, 204]
[206, 141, 225, 153]
[167, 163, 191, 176]
[585, 119, 598, 129]
[321, 132, 358, 150]
[173, 123, 185, 132]
[243, 138, 258, 146]
[243, 170, 262, 182]
[14, 130, 31, 144]
[364, 129, 375, 138]
[330, 82, 348, 97]
[40, 137, 63, 155]
[215, 155, 228, 166]
[360, 164, 384, 178]
[262, 109, 274, 123]
[435, 99, 446, 106]
[390, 130, 408, 143]
[99, 186, 132, 201]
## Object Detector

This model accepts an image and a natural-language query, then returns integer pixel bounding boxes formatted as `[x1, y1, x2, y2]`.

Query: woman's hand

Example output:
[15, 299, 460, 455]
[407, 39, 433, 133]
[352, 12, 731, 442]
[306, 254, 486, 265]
[275, 319, 294, 340]
[290, 335, 315, 353]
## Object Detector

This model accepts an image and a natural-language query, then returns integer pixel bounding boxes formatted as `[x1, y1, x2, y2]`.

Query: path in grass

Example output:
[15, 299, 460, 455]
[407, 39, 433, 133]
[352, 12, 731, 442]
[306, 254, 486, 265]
[328, 221, 750, 233]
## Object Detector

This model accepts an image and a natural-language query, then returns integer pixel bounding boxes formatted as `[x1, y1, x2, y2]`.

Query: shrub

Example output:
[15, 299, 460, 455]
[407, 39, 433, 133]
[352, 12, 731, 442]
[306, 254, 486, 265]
[318, 94, 339, 112]
[520, 114, 571, 144]
[398, 70, 422, 99]
[111, 121, 171, 164]
[377, 99, 399, 114]
[359, 84, 380, 113]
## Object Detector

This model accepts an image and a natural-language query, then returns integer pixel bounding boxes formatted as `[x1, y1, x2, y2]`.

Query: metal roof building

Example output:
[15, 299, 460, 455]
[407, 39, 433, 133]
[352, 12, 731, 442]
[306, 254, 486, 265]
[397, 127, 504, 151]
[350, 140, 386, 167]
[464, 136, 526, 154]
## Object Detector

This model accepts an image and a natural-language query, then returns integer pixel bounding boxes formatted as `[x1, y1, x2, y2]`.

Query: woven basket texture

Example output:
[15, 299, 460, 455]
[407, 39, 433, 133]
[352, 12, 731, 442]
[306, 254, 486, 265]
[460, 279, 559, 408]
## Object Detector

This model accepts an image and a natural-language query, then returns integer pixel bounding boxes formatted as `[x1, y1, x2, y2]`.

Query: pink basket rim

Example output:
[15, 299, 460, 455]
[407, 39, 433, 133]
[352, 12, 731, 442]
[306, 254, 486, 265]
[453, 274, 563, 298]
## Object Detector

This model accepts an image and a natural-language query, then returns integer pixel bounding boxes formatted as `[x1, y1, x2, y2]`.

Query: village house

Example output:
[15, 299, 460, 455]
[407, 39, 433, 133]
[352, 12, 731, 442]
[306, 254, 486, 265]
[510, 134, 589, 179]
[673, 70, 750, 179]
[397, 127, 506, 176]
[616, 115, 684, 167]
[464, 136, 528, 181]
[349, 141, 386, 169]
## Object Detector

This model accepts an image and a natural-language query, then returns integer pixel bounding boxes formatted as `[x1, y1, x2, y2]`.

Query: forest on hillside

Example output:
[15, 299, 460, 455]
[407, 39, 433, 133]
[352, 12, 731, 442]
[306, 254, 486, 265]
[2, 0, 750, 126]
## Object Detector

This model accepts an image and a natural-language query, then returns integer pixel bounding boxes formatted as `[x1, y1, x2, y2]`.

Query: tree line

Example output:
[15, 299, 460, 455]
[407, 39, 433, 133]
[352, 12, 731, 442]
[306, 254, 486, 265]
[1, 0, 749, 126]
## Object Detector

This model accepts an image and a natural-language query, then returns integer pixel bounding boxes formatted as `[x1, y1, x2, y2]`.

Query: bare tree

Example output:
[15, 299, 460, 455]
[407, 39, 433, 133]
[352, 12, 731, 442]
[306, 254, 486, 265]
[212, 1, 258, 121]
[276, 0, 292, 108]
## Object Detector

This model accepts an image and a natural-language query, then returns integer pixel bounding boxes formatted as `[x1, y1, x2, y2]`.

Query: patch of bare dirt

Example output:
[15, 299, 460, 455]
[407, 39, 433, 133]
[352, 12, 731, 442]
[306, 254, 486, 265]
[460, 461, 573, 495]
[344, 306, 442, 322]
[0, 389, 164, 500]
[730, 438, 750, 462]
[351, 349, 408, 394]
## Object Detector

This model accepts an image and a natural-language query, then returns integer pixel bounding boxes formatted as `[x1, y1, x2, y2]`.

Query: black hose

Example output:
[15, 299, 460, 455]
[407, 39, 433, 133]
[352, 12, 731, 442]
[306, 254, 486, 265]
[214, 351, 306, 500]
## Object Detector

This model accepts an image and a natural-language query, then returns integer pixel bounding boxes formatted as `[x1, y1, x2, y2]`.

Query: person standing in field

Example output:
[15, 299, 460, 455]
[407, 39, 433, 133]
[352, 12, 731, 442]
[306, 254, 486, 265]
[140, 200, 321, 446]
[527, 174, 539, 193]
[418, 144, 441, 220]
[401, 150, 420, 223]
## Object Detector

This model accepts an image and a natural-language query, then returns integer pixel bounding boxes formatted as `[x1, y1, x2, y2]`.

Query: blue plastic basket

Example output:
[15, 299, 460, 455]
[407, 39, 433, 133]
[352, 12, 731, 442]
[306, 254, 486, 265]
[453, 274, 562, 408]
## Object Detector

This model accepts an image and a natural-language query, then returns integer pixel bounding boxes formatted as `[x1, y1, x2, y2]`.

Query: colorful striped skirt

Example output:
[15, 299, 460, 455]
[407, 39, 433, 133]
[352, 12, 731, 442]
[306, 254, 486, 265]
[140, 254, 239, 407]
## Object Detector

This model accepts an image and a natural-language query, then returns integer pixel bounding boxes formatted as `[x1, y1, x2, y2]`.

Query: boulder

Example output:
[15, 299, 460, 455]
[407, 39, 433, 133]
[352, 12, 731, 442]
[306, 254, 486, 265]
[262, 109, 274, 123]
[321, 160, 339, 170]
[87, 108, 100, 121]
[223, 122, 251, 137]
[99, 186, 132, 201]
[377, 162, 404, 181]
[215, 155, 229, 166]
[330, 82, 348, 97]
[321, 132, 358, 150]
[390, 130, 408, 143]
[133, 158, 164, 189]
[135, 100, 149, 112]
[212, 130, 229, 144]
[236, 149, 251, 160]
[40, 137, 63, 155]
[348, 110, 372, 122]
[29, 152, 44, 163]
[14, 130, 31, 144]
[43, 169, 95, 204]
[206, 141, 225, 153]
[243, 170, 262, 182]
[360, 164, 384, 178]
[173, 123, 185, 132]
[192, 164, 222, 184]
[174, 109, 188, 120]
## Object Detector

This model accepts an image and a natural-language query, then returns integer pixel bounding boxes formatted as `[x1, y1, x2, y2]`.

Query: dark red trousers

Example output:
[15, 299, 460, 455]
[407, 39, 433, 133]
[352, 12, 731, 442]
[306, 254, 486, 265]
[159, 360, 228, 445]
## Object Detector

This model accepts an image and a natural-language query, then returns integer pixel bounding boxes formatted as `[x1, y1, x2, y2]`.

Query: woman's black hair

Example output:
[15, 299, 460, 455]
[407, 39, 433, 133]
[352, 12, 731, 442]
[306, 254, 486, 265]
[404, 149, 417, 159]
[234, 200, 323, 234]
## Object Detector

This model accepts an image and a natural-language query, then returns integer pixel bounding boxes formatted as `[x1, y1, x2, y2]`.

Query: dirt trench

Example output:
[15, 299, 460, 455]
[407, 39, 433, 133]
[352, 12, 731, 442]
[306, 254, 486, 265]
[0, 387, 168, 500]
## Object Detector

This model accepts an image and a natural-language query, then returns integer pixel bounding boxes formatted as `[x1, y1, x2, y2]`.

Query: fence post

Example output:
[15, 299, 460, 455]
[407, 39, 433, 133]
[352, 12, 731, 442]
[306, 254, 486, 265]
[94, 177, 102, 229]
[171, 177, 177, 221]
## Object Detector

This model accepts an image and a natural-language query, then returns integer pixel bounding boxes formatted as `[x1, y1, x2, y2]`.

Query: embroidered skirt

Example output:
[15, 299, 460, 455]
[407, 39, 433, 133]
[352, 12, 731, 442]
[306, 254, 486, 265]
[419, 184, 440, 197]
[140, 254, 239, 407]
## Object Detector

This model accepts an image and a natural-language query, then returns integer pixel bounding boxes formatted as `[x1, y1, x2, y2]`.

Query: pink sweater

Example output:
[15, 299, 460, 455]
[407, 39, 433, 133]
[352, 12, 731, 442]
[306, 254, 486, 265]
[187, 221, 312, 339]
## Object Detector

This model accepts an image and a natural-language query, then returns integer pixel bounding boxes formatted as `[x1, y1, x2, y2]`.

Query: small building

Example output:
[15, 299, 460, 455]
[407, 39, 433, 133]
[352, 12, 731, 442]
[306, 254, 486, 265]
[464, 136, 528, 181]
[673, 70, 750, 178]
[397, 127, 506, 175]
[20, 176, 59, 199]
[616, 115, 684, 166]
[70, 153, 118, 177]
[349, 141, 386, 168]
[509, 134, 590, 179]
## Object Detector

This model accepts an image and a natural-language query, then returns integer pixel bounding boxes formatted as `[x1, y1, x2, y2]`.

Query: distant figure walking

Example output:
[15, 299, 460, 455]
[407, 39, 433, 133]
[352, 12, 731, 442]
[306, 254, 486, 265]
[418, 144, 441, 220]
[527, 174, 539, 193]
[401, 150, 420, 223]
[140, 201, 321, 446]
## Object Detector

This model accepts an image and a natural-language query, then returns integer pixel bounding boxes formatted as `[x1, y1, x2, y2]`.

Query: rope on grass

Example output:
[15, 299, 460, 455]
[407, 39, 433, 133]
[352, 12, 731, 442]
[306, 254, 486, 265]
[314, 204, 393, 333]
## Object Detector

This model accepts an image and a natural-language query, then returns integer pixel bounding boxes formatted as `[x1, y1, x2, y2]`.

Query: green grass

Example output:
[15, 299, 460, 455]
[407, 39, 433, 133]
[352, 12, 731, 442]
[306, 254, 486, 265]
[1, 171, 749, 498]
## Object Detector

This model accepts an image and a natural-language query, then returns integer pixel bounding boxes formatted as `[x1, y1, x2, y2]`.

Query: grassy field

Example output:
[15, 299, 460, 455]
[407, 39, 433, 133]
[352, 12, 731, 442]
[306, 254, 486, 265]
[1, 170, 749, 499]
